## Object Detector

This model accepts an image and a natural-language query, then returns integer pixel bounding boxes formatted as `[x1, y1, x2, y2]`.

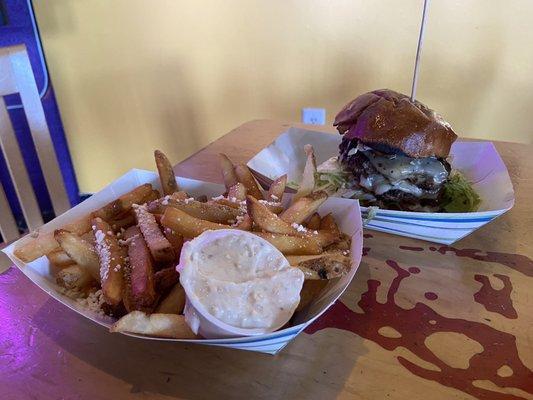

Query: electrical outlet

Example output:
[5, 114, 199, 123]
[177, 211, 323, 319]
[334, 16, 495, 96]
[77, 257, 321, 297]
[302, 108, 326, 125]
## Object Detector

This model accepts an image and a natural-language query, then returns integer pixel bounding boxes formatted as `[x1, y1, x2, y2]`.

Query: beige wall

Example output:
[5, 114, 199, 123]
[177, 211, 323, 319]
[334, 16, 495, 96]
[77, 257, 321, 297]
[33, 0, 533, 193]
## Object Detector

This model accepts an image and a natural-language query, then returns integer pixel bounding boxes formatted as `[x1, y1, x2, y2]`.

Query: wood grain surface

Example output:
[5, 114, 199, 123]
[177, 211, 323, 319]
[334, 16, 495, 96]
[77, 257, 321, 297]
[1, 120, 532, 400]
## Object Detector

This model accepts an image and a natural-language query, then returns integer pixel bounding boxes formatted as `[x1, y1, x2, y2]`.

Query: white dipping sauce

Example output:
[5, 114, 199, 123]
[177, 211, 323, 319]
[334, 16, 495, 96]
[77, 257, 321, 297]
[179, 230, 304, 331]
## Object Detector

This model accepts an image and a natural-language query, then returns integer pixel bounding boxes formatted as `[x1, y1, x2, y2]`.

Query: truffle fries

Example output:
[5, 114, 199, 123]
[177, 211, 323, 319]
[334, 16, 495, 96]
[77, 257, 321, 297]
[16, 147, 352, 340]
[234, 164, 264, 200]
[133, 204, 175, 263]
[218, 153, 239, 190]
[154, 149, 179, 195]
[122, 226, 157, 312]
[267, 174, 287, 202]
[280, 191, 327, 224]
[93, 184, 153, 221]
[293, 144, 317, 201]
[92, 217, 125, 306]
[111, 311, 196, 339]
[54, 230, 100, 281]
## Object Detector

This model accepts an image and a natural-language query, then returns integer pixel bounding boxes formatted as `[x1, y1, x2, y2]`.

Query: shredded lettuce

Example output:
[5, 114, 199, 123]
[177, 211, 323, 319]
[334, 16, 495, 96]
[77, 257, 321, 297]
[362, 206, 379, 225]
[286, 180, 300, 190]
[314, 157, 351, 194]
[442, 172, 481, 212]
[315, 171, 351, 192]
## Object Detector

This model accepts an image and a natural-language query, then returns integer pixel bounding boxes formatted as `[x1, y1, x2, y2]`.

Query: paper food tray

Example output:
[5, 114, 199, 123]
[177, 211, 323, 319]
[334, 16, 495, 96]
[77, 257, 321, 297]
[2, 169, 363, 355]
[247, 128, 515, 245]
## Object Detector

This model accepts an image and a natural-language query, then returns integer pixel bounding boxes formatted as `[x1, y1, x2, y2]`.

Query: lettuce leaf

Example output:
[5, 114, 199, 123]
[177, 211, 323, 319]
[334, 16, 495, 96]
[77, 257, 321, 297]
[315, 171, 350, 192]
[314, 157, 351, 194]
[286, 180, 300, 190]
[442, 172, 481, 212]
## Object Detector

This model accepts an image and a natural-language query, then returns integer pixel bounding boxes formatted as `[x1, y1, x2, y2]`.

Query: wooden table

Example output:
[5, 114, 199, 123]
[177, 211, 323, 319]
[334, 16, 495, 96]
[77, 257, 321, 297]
[1, 120, 532, 400]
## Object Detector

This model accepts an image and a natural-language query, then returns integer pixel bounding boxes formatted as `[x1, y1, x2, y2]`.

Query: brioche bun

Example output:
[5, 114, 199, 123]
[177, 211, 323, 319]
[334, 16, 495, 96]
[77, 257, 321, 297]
[334, 89, 457, 158]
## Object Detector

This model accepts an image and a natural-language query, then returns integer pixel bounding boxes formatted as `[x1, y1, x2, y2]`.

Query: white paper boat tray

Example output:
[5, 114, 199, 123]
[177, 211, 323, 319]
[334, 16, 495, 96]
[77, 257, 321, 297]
[247, 128, 515, 245]
[3, 169, 363, 354]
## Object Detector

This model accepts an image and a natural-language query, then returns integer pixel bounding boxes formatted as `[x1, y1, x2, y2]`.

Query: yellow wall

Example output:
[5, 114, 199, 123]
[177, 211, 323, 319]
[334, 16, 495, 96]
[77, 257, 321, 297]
[33, 0, 533, 193]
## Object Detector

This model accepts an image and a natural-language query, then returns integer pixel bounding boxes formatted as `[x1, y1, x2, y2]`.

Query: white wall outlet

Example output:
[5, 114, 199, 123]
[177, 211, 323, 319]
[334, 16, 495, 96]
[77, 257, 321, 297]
[302, 108, 326, 125]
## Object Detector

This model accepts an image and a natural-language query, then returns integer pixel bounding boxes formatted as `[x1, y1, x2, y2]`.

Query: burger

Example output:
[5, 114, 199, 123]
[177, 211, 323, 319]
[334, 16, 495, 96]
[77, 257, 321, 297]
[315, 89, 480, 212]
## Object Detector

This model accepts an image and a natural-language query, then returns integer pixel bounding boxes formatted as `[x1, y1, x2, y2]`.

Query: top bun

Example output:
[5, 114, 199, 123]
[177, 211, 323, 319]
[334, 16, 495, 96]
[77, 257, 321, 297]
[334, 89, 457, 158]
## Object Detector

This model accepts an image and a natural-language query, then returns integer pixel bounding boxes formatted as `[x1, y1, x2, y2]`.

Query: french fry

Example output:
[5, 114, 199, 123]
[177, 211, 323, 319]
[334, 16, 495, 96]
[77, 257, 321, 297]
[297, 266, 322, 280]
[141, 189, 161, 205]
[280, 191, 327, 224]
[156, 283, 186, 314]
[109, 213, 136, 232]
[211, 195, 283, 213]
[263, 202, 284, 214]
[234, 164, 263, 200]
[81, 231, 96, 246]
[154, 266, 180, 294]
[161, 207, 233, 238]
[55, 230, 101, 281]
[210, 198, 240, 209]
[173, 191, 190, 201]
[93, 183, 153, 222]
[294, 144, 316, 201]
[110, 311, 196, 339]
[146, 192, 190, 213]
[14, 215, 92, 262]
[163, 227, 184, 257]
[286, 254, 326, 264]
[293, 214, 340, 248]
[56, 264, 95, 291]
[152, 199, 239, 224]
[122, 226, 157, 312]
[312, 230, 340, 248]
[92, 217, 125, 305]
[246, 196, 300, 235]
[211, 196, 284, 214]
[153, 214, 163, 225]
[254, 232, 322, 255]
[324, 233, 351, 251]
[154, 150, 179, 195]
[47, 249, 75, 268]
[320, 213, 341, 235]
[267, 174, 287, 202]
[234, 214, 253, 231]
[228, 182, 247, 201]
[306, 213, 321, 230]
[15, 235, 62, 263]
[62, 215, 94, 235]
[293, 253, 350, 280]
[296, 280, 327, 311]
[219, 153, 238, 189]
[133, 205, 175, 263]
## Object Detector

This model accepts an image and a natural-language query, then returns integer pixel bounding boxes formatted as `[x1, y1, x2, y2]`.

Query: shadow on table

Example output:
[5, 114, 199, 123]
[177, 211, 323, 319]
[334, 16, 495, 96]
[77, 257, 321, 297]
[31, 263, 372, 400]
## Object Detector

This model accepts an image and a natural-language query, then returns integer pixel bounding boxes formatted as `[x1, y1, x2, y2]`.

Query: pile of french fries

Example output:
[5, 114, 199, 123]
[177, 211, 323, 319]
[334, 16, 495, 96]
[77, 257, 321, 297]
[14, 146, 351, 339]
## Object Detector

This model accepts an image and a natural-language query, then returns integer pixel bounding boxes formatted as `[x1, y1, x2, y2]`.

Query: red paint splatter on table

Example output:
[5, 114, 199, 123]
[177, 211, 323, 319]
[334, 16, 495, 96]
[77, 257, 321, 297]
[305, 259, 533, 399]
[400, 246, 424, 252]
[435, 246, 533, 277]
[362, 247, 370, 257]
[408, 267, 420, 274]
[424, 292, 438, 300]
[363, 233, 374, 238]
[474, 274, 518, 319]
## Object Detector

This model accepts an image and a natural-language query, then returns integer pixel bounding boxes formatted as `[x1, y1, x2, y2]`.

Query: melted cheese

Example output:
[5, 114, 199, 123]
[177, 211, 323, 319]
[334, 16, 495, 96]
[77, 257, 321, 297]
[359, 174, 425, 197]
[363, 151, 448, 185]
[358, 151, 447, 198]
